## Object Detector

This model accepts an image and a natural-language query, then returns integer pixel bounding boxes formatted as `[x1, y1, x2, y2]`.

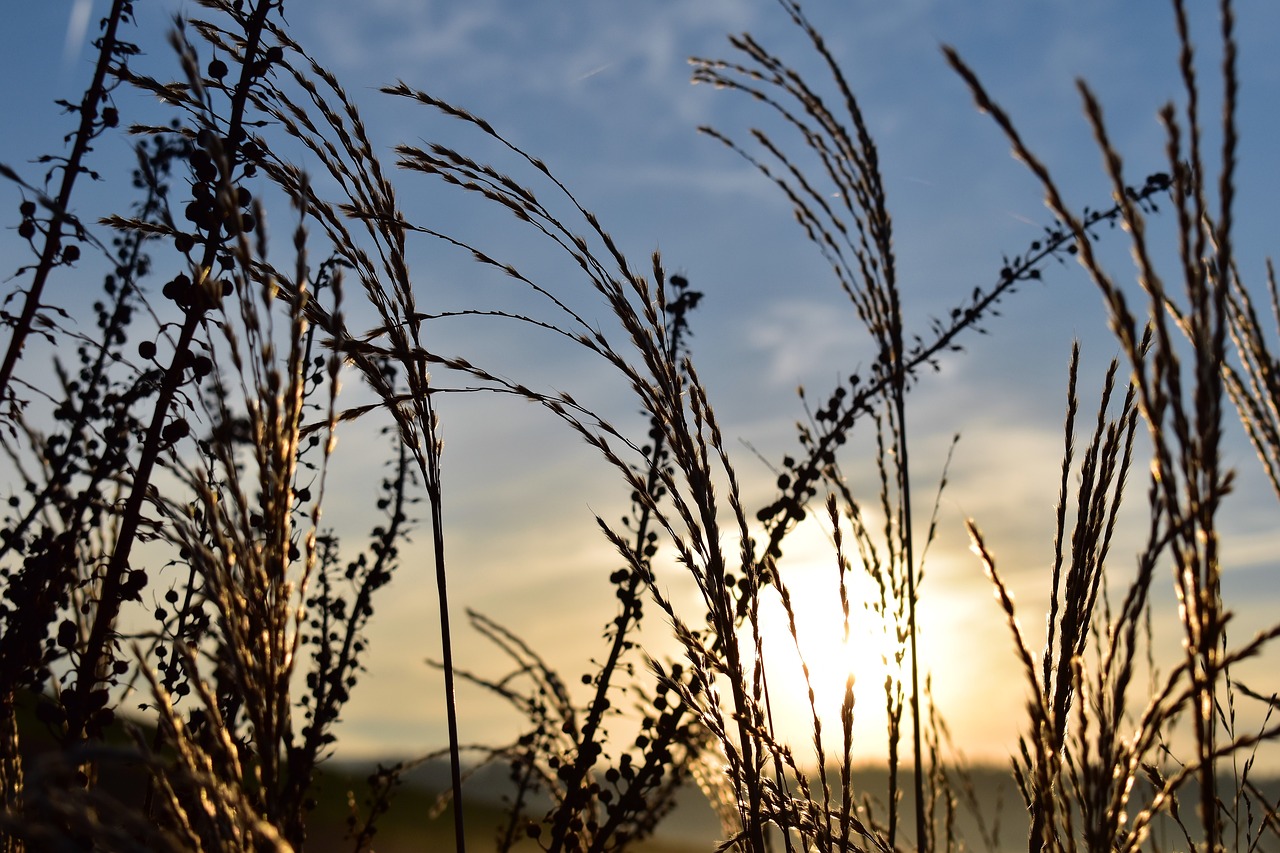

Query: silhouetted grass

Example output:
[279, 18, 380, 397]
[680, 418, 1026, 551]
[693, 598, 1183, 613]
[0, 0, 1277, 851]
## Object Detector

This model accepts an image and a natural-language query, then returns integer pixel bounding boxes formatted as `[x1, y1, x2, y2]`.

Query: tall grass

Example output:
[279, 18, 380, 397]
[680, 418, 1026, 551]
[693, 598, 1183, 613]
[947, 2, 1280, 846]
[0, 0, 1276, 851]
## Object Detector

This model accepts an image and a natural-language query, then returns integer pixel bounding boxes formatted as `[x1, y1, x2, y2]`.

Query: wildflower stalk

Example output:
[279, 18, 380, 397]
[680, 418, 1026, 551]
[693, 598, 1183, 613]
[68, 0, 279, 744]
[0, 0, 134, 411]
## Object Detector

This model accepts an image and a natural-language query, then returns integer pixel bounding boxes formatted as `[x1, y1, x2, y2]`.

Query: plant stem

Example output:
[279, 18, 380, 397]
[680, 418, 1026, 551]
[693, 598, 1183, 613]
[0, 0, 132, 409]
[424, 424, 466, 853]
[68, 0, 277, 742]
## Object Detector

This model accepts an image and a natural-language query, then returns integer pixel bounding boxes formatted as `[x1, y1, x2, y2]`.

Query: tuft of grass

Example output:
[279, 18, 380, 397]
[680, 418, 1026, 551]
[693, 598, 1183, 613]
[0, 0, 1276, 851]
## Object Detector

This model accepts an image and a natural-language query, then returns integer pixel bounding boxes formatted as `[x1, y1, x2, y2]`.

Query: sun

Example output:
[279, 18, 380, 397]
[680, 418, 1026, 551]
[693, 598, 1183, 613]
[738, 520, 911, 765]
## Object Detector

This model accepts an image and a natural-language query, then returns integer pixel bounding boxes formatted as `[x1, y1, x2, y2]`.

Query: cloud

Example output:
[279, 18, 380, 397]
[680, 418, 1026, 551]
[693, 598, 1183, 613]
[63, 0, 93, 68]
[743, 297, 873, 388]
[303, 1, 753, 91]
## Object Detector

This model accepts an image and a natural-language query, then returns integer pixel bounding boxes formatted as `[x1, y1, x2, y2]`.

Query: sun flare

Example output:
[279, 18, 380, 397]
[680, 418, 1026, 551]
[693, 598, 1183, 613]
[739, 520, 911, 764]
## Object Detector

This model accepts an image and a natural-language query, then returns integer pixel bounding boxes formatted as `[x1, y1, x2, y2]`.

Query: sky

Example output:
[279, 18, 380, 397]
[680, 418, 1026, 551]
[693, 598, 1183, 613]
[3, 0, 1280, 772]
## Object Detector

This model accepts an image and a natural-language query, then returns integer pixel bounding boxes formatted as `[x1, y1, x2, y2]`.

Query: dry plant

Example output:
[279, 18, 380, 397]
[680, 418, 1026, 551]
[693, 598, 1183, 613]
[0, 0, 1276, 851]
[949, 0, 1280, 850]
[0, 1, 419, 849]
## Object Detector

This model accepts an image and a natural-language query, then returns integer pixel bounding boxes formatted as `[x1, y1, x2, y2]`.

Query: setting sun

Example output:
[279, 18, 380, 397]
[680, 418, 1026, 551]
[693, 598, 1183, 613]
[4, 1, 1276, 849]
[740, 519, 910, 766]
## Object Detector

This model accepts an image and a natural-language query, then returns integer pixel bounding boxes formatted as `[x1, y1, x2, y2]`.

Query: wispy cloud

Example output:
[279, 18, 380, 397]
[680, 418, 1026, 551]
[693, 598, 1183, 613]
[63, 0, 93, 69]
[575, 62, 615, 83]
[744, 298, 871, 387]
[301, 0, 758, 118]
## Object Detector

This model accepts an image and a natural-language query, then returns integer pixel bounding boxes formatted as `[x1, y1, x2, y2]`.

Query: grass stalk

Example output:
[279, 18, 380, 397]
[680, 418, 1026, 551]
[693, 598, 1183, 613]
[0, 0, 134, 410]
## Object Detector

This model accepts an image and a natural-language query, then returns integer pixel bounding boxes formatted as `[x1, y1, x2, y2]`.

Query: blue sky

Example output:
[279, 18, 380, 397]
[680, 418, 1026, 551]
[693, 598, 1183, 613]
[4, 1, 1280, 769]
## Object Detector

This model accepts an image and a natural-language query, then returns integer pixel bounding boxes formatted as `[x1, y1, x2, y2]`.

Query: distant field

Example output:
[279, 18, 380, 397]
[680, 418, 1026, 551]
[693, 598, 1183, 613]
[311, 758, 1280, 852]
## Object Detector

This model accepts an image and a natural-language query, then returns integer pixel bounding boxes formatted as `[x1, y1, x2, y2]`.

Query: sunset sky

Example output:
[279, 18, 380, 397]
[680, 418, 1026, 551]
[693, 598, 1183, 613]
[3, 1, 1279, 771]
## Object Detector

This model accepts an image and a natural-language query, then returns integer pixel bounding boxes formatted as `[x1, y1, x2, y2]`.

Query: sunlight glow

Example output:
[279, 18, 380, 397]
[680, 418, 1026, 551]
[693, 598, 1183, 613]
[740, 519, 910, 767]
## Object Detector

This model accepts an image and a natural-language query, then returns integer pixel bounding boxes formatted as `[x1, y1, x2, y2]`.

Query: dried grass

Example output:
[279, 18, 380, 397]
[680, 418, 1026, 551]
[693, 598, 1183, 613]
[0, 0, 1276, 851]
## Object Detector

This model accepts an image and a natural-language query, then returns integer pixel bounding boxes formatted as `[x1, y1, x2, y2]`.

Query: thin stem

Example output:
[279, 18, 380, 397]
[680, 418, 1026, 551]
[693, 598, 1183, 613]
[69, 0, 278, 742]
[0, 0, 133, 409]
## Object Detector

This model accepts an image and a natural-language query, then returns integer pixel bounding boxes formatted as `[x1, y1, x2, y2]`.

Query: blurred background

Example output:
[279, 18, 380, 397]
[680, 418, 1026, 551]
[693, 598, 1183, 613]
[2, 0, 1278, 783]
